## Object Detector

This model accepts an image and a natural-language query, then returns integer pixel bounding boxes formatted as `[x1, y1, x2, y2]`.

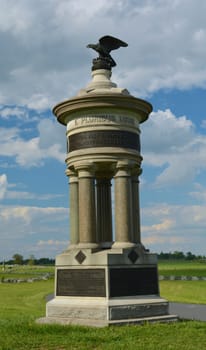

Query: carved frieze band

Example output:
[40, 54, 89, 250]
[68, 130, 140, 152]
[67, 113, 139, 130]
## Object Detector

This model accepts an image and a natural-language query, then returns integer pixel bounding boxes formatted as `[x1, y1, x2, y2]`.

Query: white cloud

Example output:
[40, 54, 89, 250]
[23, 93, 52, 111]
[0, 174, 8, 199]
[1, 205, 67, 222]
[0, 106, 26, 119]
[1, 0, 206, 259]
[142, 109, 194, 154]
[0, 116, 65, 167]
[141, 109, 206, 187]
[0, 1, 206, 106]
[143, 235, 185, 246]
[201, 120, 206, 129]
[142, 219, 174, 233]
[141, 203, 206, 254]
[0, 204, 69, 259]
[189, 183, 206, 202]
[37, 239, 68, 246]
[38, 118, 65, 150]
[5, 190, 64, 201]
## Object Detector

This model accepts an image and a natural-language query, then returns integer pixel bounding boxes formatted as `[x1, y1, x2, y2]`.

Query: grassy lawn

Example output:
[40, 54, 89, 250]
[0, 265, 54, 280]
[160, 280, 206, 304]
[158, 260, 206, 277]
[0, 280, 206, 350]
[0, 263, 206, 349]
[158, 260, 206, 304]
[0, 318, 206, 350]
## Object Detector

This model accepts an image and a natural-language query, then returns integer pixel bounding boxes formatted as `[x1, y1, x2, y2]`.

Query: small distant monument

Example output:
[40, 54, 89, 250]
[39, 36, 177, 326]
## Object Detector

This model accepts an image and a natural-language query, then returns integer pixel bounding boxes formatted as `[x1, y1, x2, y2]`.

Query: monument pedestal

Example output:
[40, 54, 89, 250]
[38, 247, 177, 326]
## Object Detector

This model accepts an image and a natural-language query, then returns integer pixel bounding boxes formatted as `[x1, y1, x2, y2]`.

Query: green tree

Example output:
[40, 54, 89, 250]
[28, 255, 35, 266]
[185, 251, 195, 260]
[12, 253, 23, 265]
[172, 251, 185, 260]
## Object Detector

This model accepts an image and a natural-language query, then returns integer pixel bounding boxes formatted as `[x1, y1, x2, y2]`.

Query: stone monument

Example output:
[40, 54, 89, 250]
[39, 36, 177, 326]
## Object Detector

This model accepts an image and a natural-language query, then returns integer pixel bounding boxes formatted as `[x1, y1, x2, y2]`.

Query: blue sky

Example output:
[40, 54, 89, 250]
[0, 0, 206, 260]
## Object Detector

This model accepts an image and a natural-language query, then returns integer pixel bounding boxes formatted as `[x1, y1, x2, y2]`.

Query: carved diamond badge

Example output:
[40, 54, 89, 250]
[128, 250, 139, 263]
[75, 250, 86, 264]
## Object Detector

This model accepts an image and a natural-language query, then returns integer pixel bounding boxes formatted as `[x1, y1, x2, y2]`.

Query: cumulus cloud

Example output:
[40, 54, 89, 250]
[141, 109, 206, 186]
[0, 117, 65, 167]
[142, 219, 174, 233]
[1, 0, 206, 259]
[37, 239, 68, 246]
[0, 174, 8, 199]
[0, 205, 67, 222]
[0, 1, 206, 106]
[5, 189, 64, 201]
[189, 183, 206, 202]
[0, 204, 69, 259]
[38, 118, 65, 150]
[0, 106, 27, 119]
[141, 203, 206, 254]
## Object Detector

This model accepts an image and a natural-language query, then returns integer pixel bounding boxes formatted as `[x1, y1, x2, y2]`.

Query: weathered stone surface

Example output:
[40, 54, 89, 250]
[56, 268, 106, 297]
[109, 303, 168, 320]
[39, 64, 177, 327]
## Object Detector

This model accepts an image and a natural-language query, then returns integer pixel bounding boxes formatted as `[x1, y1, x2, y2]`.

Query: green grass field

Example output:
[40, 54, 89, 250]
[0, 265, 54, 280]
[0, 262, 206, 350]
[158, 260, 206, 303]
[160, 280, 206, 304]
[158, 260, 206, 277]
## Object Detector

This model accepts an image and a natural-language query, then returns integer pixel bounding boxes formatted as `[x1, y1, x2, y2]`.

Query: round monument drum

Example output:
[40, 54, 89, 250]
[53, 92, 152, 170]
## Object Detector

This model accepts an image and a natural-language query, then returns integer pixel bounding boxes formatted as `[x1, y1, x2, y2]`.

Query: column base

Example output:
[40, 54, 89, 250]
[100, 241, 113, 249]
[77, 242, 100, 249]
[112, 241, 137, 249]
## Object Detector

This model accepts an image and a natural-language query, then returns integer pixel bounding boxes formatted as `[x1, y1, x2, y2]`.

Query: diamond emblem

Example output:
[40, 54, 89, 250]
[128, 250, 139, 263]
[75, 250, 86, 264]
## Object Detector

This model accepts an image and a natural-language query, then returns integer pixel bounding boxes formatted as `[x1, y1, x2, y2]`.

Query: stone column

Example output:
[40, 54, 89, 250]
[76, 162, 98, 248]
[131, 172, 141, 244]
[66, 169, 79, 248]
[96, 178, 113, 248]
[113, 161, 135, 248]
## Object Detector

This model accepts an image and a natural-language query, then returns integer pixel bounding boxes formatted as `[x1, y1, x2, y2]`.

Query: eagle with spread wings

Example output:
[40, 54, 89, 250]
[87, 35, 128, 68]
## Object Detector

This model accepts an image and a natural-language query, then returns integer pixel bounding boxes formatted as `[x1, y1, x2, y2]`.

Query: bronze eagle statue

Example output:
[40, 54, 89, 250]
[87, 35, 128, 69]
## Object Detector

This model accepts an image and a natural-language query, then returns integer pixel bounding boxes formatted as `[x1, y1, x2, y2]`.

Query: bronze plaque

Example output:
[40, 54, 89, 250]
[56, 268, 106, 297]
[109, 267, 159, 297]
[69, 130, 140, 152]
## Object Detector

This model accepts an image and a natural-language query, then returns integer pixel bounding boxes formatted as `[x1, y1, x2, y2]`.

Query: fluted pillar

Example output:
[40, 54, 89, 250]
[131, 173, 141, 244]
[66, 169, 79, 248]
[76, 162, 98, 248]
[113, 161, 135, 248]
[96, 178, 113, 247]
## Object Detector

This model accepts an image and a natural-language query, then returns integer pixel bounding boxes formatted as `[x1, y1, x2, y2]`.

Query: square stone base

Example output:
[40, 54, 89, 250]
[37, 247, 178, 326]
[38, 296, 177, 326]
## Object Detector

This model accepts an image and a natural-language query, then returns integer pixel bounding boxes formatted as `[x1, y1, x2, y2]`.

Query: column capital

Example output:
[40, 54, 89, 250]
[131, 167, 142, 177]
[75, 161, 96, 178]
[65, 169, 79, 184]
[116, 160, 133, 169]
[114, 160, 133, 178]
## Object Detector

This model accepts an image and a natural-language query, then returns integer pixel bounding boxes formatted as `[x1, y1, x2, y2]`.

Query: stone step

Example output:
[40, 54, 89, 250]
[108, 314, 179, 326]
[37, 314, 178, 327]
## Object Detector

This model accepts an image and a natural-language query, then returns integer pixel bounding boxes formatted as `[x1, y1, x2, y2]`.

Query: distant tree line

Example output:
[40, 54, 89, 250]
[157, 251, 206, 261]
[1, 254, 55, 265]
[1, 251, 205, 265]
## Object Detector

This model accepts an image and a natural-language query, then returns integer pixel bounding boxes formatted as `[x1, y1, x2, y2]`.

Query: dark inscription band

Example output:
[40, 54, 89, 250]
[109, 267, 159, 297]
[57, 268, 106, 297]
[69, 130, 140, 152]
